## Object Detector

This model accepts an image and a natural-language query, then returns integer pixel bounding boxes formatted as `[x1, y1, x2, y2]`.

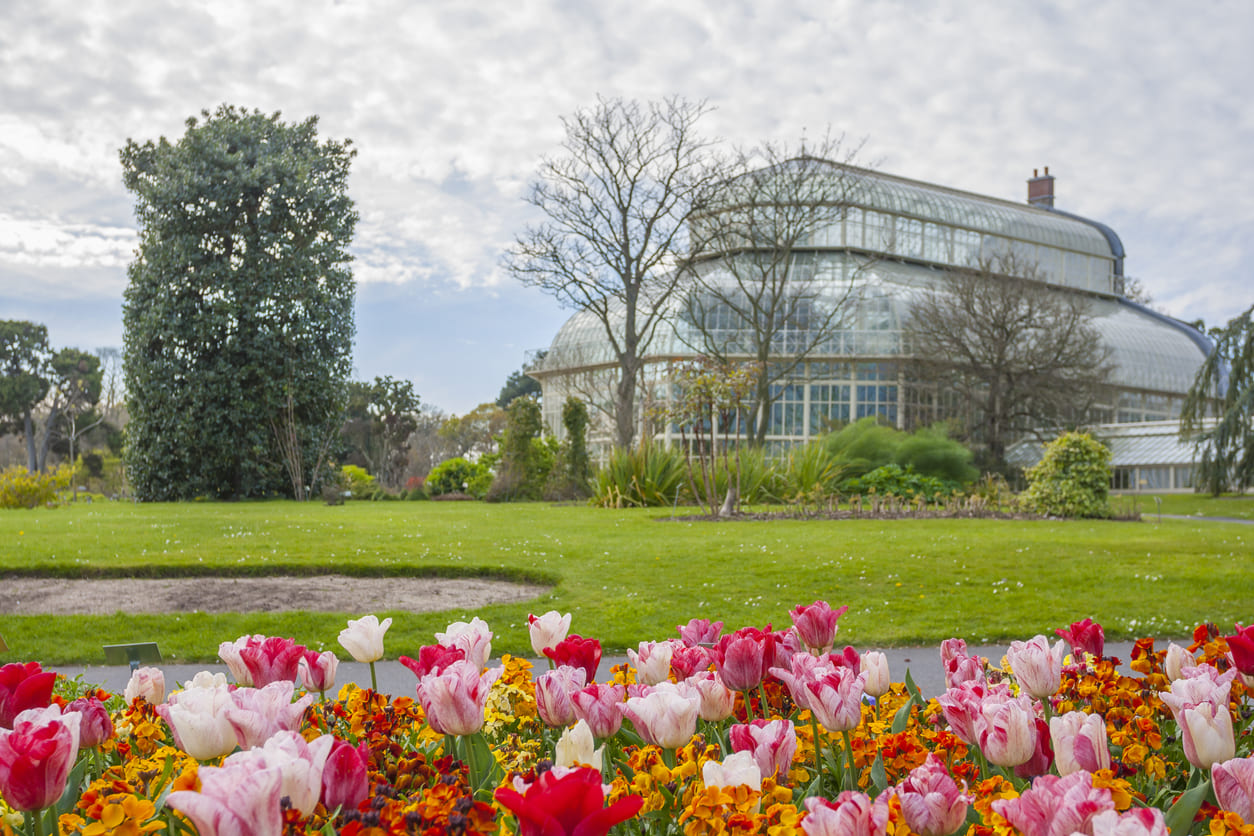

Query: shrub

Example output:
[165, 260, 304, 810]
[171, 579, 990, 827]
[340, 465, 376, 500]
[544, 397, 593, 501]
[0, 465, 73, 509]
[892, 426, 978, 484]
[844, 464, 962, 500]
[82, 452, 105, 479]
[592, 443, 687, 507]
[428, 457, 491, 498]
[775, 441, 848, 502]
[824, 418, 901, 478]
[1021, 431, 1112, 518]
[688, 445, 779, 508]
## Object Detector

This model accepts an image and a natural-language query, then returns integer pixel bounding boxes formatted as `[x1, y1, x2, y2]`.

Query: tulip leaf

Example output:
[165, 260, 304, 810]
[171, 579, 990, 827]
[151, 754, 179, 811]
[904, 668, 925, 702]
[1164, 777, 1211, 835]
[466, 732, 505, 792]
[890, 697, 915, 734]
[55, 755, 93, 817]
[870, 751, 888, 791]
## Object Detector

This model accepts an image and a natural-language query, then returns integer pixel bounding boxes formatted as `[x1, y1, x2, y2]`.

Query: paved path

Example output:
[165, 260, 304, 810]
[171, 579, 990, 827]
[58, 641, 1141, 702]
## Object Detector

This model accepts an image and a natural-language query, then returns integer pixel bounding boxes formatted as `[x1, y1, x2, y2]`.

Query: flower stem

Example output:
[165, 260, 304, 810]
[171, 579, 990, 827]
[369, 660, 378, 693]
[810, 712, 824, 785]
[841, 729, 856, 791]
[30, 807, 45, 836]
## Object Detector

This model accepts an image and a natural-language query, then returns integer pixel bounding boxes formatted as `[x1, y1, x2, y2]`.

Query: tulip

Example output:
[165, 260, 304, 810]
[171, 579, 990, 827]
[770, 650, 837, 712]
[801, 792, 889, 836]
[238, 636, 307, 688]
[400, 645, 466, 679]
[435, 617, 493, 670]
[1006, 635, 1067, 700]
[224, 682, 316, 750]
[686, 671, 736, 722]
[937, 680, 1007, 746]
[184, 671, 229, 690]
[1012, 716, 1055, 778]
[571, 684, 625, 739]
[991, 771, 1115, 836]
[729, 718, 797, 781]
[167, 760, 283, 836]
[222, 730, 333, 817]
[678, 618, 723, 646]
[940, 639, 985, 689]
[415, 659, 501, 736]
[1213, 756, 1254, 823]
[1088, 808, 1167, 836]
[828, 645, 862, 672]
[670, 644, 712, 679]
[528, 611, 572, 656]
[65, 697, 113, 748]
[714, 627, 773, 693]
[862, 651, 890, 698]
[790, 600, 849, 655]
[805, 667, 867, 733]
[1163, 643, 1195, 682]
[1056, 618, 1105, 661]
[1051, 711, 1111, 776]
[219, 634, 265, 685]
[298, 650, 338, 695]
[623, 682, 701, 749]
[555, 720, 603, 769]
[544, 635, 602, 684]
[321, 738, 371, 814]
[495, 765, 643, 836]
[977, 695, 1037, 768]
[0, 663, 56, 729]
[535, 666, 587, 728]
[894, 754, 972, 836]
[123, 666, 166, 707]
[1178, 701, 1236, 769]
[338, 615, 392, 664]
[627, 641, 675, 686]
[703, 751, 761, 802]
[0, 705, 81, 812]
[157, 681, 239, 760]
[1226, 624, 1254, 677]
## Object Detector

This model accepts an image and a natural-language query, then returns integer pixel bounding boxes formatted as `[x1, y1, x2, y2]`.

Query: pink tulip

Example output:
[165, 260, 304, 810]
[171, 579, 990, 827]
[122, 666, 166, 706]
[535, 666, 587, 728]
[1164, 643, 1195, 682]
[65, 697, 113, 748]
[940, 639, 985, 689]
[321, 738, 371, 813]
[528, 611, 572, 656]
[627, 641, 676, 686]
[678, 618, 723, 646]
[0, 705, 81, 812]
[805, 667, 867, 733]
[670, 644, 712, 679]
[157, 680, 239, 760]
[415, 659, 501, 736]
[686, 671, 736, 721]
[224, 682, 315, 750]
[167, 760, 284, 836]
[572, 683, 625, 739]
[713, 627, 773, 693]
[338, 615, 392, 664]
[977, 695, 1037, 768]
[801, 792, 889, 836]
[1006, 635, 1067, 700]
[1057, 618, 1105, 660]
[1012, 716, 1055, 779]
[937, 680, 1008, 746]
[702, 750, 761, 793]
[1051, 712, 1111, 776]
[400, 645, 466, 679]
[992, 771, 1115, 836]
[298, 650, 338, 695]
[239, 636, 306, 687]
[770, 650, 837, 712]
[1214, 756, 1254, 823]
[0, 662, 56, 729]
[894, 754, 972, 836]
[861, 652, 890, 698]
[1088, 808, 1167, 836]
[224, 731, 333, 817]
[623, 682, 700, 749]
[1159, 668, 1238, 769]
[790, 600, 849, 654]
[219, 634, 266, 685]
[436, 618, 494, 669]
[729, 718, 797, 781]
[544, 635, 602, 684]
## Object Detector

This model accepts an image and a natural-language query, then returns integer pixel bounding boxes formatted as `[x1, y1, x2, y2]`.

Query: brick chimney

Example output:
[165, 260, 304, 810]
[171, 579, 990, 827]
[1028, 166, 1055, 208]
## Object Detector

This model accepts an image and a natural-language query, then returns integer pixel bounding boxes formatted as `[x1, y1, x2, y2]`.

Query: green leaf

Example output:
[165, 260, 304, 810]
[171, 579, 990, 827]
[1164, 776, 1211, 835]
[870, 750, 888, 792]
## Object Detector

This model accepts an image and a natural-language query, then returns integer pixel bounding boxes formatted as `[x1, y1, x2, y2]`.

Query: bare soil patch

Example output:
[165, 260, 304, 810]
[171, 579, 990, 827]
[0, 575, 549, 616]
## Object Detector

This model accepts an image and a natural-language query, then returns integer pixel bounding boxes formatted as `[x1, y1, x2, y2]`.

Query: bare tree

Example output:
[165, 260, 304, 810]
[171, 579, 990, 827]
[677, 135, 869, 445]
[903, 252, 1113, 468]
[506, 96, 725, 448]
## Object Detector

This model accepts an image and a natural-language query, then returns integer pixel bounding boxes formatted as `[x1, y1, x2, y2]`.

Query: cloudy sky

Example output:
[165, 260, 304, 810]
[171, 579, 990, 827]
[2, 1, 1251, 415]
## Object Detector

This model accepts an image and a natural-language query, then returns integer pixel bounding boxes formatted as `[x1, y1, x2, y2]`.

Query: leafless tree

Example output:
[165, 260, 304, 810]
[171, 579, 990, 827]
[676, 134, 870, 445]
[506, 96, 725, 448]
[903, 252, 1113, 468]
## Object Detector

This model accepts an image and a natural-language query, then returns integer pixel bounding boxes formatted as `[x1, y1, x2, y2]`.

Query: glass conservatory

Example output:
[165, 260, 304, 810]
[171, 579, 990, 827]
[529, 162, 1210, 458]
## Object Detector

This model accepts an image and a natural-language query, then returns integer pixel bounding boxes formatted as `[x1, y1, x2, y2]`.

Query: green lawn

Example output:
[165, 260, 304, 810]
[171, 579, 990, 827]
[1123, 492, 1254, 520]
[1, 500, 1249, 664]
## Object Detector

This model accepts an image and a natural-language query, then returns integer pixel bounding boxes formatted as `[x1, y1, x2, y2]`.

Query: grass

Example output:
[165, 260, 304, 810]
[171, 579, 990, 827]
[0, 499, 1250, 664]
[1119, 492, 1254, 520]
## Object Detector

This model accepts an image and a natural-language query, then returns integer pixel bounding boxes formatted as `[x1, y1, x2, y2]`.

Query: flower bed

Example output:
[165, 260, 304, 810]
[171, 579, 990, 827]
[1, 606, 1253, 836]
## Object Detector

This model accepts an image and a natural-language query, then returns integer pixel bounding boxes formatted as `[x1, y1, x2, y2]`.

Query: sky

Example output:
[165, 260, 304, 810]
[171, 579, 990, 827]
[2, 1, 1251, 416]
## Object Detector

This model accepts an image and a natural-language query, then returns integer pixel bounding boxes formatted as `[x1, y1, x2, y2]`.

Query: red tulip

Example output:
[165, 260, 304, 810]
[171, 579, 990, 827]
[0, 663, 56, 729]
[495, 765, 642, 836]
[1057, 618, 1105, 661]
[713, 627, 773, 693]
[321, 738, 371, 814]
[0, 705, 81, 812]
[543, 635, 602, 684]
[789, 600, 849, 654]
[1225, 624, 1254, 676]
[400, 644, 466, 679]
[669, 644, 711, 679]
[239, 636, 306, 687]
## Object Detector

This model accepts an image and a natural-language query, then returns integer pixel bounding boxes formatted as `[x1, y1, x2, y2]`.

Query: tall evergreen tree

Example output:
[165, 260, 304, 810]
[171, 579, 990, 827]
[1181, 304, 1254, 494]
[121, 106, 357, 499]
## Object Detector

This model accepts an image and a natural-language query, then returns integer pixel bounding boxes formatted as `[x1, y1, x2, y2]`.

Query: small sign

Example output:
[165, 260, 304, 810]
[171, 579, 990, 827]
[103, 642, 162, 671]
